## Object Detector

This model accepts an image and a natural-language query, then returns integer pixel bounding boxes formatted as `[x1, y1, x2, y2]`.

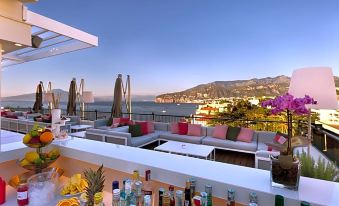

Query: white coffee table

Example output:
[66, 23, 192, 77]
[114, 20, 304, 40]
[154, 141, 215, 160]
[70, 124, 92, 132]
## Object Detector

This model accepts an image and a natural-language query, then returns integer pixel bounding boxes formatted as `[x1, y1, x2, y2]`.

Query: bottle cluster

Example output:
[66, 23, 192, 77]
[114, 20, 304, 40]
[111, 169, 311, 206]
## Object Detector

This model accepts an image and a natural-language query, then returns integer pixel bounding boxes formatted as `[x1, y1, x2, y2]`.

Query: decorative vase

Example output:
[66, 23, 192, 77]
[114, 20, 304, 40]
[270, 155, 300, 190]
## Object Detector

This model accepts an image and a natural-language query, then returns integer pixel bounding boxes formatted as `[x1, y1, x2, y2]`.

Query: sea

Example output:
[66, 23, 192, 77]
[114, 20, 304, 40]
[0, 100, 200, 116]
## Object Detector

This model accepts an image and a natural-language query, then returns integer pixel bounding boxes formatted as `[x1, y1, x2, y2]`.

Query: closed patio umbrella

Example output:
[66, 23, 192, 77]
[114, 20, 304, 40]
[111, 74, 123, 118]
[33, 81, 43, 113]
[67, 78, 77, 115]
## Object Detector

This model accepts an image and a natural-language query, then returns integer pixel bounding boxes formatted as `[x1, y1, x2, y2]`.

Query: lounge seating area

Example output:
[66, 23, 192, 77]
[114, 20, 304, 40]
[82, 119, 284, 170]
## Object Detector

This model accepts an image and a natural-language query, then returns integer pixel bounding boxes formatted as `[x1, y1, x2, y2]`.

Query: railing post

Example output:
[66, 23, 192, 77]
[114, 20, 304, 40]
[152, 112, 155, 121]
[95, 109, 98, 120]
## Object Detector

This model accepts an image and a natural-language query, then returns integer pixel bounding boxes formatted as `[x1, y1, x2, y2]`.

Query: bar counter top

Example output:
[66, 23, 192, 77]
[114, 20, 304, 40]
[1, 137, 338, 205]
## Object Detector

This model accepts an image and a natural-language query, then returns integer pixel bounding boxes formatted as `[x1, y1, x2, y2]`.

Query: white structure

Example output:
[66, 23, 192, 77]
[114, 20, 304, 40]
[0, 0, 98, 148]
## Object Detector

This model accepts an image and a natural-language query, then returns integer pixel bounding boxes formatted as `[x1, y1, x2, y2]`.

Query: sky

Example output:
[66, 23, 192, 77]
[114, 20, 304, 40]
[2, 0, 339, 97]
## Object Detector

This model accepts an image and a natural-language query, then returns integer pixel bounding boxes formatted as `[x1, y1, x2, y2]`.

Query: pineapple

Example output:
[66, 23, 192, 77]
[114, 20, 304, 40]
[84, 164, 105, 206]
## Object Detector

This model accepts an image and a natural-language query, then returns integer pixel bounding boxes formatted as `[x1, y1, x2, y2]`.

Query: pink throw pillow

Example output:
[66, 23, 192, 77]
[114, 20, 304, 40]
[170, 122, 179, 134]
[212, 125, 228, 139]
[147, 121, 155, 133]
[178, 122, 188, 135]
[111, 118, 120, 128]
[187, 124, 202, 136]
[237, 127, 254, 143]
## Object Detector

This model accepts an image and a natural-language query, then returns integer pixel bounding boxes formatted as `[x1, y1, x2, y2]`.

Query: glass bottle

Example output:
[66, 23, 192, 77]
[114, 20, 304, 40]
[142, 170, 154, 205]
[227, 189, 235, 206]
[200, 192, 207, 206]
[132, 170, 140, 193]
[113, 189, 120, 206]
[205, 185, 212, 206]
[275, 195, 284, 206]
[169, 185, 175, 206]
[184, 180, 191, 206]
[189, 178, 196, 205]
[176, 190, 183, 206]
[248, 192, 258, 206]
[135, 181, 143, 206]
[17, 183, 29, 206]
[159, 187, 165, 206]
[163, 192, 171, 206]
[144, 195, 151, 206]
[120, 191, 127, 206]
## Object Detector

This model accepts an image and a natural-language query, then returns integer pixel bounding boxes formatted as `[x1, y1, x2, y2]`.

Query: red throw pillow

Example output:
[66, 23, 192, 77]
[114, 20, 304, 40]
[1, 111, 7, 116]
[178, 122, 188, 135]
[274, 134, 287, 144]
[136, 121, 148, 135]
[147, 121, 155, 133]
[119, 117, 130, 124]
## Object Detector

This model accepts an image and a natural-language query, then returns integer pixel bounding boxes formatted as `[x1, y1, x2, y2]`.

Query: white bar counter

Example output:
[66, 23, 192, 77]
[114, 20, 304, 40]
[1, 137, 338, 206]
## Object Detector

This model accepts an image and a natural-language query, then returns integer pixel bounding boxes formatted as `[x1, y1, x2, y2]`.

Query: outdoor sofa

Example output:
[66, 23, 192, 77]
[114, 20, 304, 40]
[85, 122, 277, 154]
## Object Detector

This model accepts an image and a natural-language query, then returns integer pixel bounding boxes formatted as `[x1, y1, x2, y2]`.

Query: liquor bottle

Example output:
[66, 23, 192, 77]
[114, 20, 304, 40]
[176, 190, 183, 206]
[205, 185, 212, 206]
[200, 192, 207, 206]
[193, 196, 202, 206]
[300, 201, 310, 206]
[125, 179, 133, 205]
[132, 170, 141, 193]
[275, 195, 284, 206]
[120, 191, 127, 206]
[163, 192, 171, 206]
[227, 189, 235, 206]
[248, 192, 258, 206]
[144, 195, 152, 206]
[184, 180, 191, 206]
[169, 185, 175, 206]
[159, 188, 165, 206]
[113, 189, 120, 206]
[135, 181, 143, 206]
[142, 170, 154, 205]
[189, 178, 196, 205]
[17, 183, 29, 206]
[112, 181, 119, 206]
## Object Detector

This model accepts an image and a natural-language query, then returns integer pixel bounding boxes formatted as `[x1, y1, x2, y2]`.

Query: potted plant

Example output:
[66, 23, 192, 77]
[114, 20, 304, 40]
[261, 93, 316, 190]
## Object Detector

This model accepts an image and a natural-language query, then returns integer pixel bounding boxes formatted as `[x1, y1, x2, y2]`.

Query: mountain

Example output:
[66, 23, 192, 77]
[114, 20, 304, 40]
[2, 89, 69, 102]
[2, 89, 156, 102]
[156, 75, 339, 103]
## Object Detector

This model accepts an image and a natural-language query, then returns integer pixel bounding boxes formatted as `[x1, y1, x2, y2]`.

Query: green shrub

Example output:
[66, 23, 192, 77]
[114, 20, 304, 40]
[297, 151, 338, 182]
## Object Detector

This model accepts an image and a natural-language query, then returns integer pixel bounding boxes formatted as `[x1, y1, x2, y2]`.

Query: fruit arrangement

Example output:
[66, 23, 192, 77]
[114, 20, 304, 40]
[60, 174, 88, 196]
[23, 124, 54, 148]
[56, 197, 80, 206]
[19, 149, 60, 170]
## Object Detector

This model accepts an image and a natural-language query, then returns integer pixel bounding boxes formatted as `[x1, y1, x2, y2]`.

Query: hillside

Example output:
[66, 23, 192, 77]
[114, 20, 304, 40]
[156, 75, 339, 103]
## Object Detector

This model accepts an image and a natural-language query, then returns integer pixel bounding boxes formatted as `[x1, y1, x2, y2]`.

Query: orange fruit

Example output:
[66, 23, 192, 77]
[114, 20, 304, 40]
[56, 200, 70, 206]
[39, 131, 53, 143]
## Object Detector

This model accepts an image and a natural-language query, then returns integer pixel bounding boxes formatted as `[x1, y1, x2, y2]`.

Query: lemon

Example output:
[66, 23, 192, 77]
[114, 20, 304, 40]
[23, 134, 32, 144]
[25, 151, 40, 163]
[48, 148, 60, 158]
[20, 159, 30, 167]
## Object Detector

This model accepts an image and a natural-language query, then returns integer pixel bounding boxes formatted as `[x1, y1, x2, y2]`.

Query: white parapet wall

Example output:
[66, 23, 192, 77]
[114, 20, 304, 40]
[1, 137, 338, 206]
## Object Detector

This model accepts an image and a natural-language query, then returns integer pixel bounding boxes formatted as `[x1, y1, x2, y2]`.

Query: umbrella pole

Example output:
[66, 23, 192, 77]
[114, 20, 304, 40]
[127, 75, 131, 119]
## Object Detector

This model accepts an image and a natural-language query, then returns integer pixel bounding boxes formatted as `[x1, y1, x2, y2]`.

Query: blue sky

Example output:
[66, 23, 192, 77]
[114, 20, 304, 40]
[2, 0, 339, 97]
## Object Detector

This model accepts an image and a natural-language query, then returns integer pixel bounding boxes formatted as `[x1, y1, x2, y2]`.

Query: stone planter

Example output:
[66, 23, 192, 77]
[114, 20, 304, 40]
[270, 155, 300, 190]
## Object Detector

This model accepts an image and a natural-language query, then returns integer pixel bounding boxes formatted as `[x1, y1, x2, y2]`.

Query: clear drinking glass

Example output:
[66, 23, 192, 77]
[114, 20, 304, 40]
[27, 171, 59, 206]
